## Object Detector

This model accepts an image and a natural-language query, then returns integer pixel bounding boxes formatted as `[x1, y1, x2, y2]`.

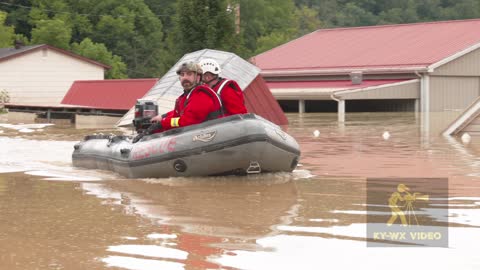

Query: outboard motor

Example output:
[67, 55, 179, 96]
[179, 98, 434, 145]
[133, 99, 158, 133]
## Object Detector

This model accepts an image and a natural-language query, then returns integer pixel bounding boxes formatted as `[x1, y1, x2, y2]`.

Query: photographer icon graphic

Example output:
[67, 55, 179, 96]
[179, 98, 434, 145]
[387, 183, 429, 226]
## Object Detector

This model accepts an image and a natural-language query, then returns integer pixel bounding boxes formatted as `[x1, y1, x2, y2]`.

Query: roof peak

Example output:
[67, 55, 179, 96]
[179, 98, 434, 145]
[315, 18, 480, 33]
[0, 44, 110, 69]
[74, 79, 158, 83]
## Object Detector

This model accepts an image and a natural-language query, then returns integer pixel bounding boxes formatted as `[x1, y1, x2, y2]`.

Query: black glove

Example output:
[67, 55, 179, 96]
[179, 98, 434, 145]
[132, 133, 145, 143]
[132, 122, 162, 143]
[146, 122, 162, 134]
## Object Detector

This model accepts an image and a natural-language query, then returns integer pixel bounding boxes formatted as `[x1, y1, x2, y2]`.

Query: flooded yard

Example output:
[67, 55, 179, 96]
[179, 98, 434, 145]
[1, 112, 479, 269]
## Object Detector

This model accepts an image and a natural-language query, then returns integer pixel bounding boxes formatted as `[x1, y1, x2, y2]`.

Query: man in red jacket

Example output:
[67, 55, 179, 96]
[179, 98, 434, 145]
[199, 58, 247, 116]
[149, 61, 223, 133]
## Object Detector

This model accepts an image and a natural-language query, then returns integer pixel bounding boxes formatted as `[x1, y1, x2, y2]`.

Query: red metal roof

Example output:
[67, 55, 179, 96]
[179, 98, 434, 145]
[252, 19, 480, 73]
[61, 79, 158, 110]
[244, 75, 288, 125]
[267, 79, 406, 90]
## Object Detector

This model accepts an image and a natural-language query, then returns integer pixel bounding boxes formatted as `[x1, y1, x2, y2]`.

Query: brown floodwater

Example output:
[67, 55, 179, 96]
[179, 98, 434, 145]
[1, 112, 480, 270]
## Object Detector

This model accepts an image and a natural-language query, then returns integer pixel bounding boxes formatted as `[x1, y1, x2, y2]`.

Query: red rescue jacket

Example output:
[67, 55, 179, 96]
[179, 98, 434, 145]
[210, 78, 247, 116]
[160, 85, 223, 131]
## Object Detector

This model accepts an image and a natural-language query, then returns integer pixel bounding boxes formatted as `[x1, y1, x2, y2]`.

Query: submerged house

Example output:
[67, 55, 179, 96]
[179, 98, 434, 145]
[0, 43, 112, 123]
[0, 44, 109, 106]
[61, 79, 158, 127]
[251, 19, 480, 130]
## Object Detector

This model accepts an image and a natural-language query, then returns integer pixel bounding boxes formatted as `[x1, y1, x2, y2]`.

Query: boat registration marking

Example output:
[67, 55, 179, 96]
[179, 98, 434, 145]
[131, 137, 177, 160]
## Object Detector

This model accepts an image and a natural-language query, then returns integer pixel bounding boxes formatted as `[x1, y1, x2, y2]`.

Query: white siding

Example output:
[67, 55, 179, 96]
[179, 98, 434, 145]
[0, 48, 104, 105]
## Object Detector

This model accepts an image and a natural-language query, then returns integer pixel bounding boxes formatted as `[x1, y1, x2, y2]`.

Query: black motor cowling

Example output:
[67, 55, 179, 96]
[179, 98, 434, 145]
[133, 99, 158, 133]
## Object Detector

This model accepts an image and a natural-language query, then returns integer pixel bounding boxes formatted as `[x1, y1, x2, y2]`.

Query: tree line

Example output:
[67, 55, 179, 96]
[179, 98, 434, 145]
[1, 0, 479, 79]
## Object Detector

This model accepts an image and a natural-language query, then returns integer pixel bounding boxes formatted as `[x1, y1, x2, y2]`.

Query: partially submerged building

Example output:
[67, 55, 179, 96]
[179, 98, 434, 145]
[61, 79, 158, 127]
[0, 44, 109, 106]
[443, 96, 480, 136]
[252, 19, 480, 130]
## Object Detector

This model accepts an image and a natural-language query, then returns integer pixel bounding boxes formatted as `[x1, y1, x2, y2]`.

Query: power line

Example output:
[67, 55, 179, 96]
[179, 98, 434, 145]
[0, 1, 172, 18]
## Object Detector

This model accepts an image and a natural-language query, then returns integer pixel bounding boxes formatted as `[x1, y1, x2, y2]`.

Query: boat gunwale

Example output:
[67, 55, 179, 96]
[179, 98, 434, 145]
[73, 133, 301, 168]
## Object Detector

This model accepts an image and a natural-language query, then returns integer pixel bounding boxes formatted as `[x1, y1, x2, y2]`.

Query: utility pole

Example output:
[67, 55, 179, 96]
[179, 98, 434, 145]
[235, 3, 240, 34]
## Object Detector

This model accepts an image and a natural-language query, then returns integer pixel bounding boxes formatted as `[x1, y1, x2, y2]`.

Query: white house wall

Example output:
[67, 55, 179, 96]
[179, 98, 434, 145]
[0, 48, 104, 105]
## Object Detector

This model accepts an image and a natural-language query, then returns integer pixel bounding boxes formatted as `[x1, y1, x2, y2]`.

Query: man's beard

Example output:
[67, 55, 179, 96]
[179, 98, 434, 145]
[181, 79, 193, 89]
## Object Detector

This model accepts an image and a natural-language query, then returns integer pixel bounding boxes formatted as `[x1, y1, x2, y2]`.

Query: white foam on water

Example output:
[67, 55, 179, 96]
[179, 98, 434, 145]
[354, 203, 390, 208]
[0, 167, 25, 173]
[0, 123, 55, 131]
[331, 206, 480, 227]
[147, 233, 178, 240]
[331, 210, 390, 215]
[448, 196, 480, 201]
[430, 203, 477, 207]
[211, 226, 480, 270]
[107, 245, 188, 260]
[122, 237, 139, 240]
[25, 170, 103, 181]
[309, 218, 339, 223]
[0, 137, 114, 181]
[292, 169, 314, 179]
[102, 255, 184, 270]
[81, 183, 123, 202]
[276, 223, 366, 239]
[447, 208, 480, 227]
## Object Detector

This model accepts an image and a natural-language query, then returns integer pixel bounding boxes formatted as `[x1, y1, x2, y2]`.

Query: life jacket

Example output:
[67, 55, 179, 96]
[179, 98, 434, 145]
[183, 85, 224, 121]
[212, 78, 241, 95]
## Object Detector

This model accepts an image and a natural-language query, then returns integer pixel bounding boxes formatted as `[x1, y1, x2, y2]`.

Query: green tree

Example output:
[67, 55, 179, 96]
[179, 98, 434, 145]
[440, 0, 480, 19]
[255, 32, 291, 54]
[335, 2, 377, 26]
[90, 0, 169, 78]
[28, 0, 70, 26]
[144, 0, 176, 31]
[0, 11, 15, 47]
[239, 0, 297, 55]
[171, 0, 237, 57]
[0, 89, 10, 113]
[3, 0, 33, 39]
[294, 5, 323, 36]
[377, 0, 419, 24]
[71, 38, 127, 79]
[31, 18, 72, 49]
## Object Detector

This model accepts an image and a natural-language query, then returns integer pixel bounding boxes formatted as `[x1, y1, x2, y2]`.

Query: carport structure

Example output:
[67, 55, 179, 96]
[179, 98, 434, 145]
[252, 19, 480, 128]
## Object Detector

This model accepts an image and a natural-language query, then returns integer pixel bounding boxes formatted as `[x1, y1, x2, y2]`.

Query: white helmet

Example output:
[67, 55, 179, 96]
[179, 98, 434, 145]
[199, 58, 221, 75]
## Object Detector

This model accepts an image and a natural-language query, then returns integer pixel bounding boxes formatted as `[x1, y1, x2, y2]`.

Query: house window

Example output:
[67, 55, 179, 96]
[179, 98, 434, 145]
[42, 48, 48, 58]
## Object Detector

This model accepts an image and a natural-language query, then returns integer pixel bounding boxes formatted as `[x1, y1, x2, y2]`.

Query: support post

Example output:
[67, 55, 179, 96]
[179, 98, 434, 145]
[47, 109, 51, 123]
[299, 99, 305, 113]
[414, 98, 420, 119]
[421, 75, 430, 135]
[338, 99, 345, 122]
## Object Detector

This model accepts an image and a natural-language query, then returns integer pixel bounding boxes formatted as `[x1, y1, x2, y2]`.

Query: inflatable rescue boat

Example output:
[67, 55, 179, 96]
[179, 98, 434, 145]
[72, 114, 300, 178]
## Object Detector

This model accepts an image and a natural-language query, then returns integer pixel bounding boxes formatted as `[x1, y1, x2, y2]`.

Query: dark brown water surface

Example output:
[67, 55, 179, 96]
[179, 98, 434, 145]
[1, 113, 480, 270]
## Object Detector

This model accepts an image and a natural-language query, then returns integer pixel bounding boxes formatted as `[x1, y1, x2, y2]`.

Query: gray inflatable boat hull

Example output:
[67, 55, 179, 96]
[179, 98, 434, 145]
[72, 114, 300, 178]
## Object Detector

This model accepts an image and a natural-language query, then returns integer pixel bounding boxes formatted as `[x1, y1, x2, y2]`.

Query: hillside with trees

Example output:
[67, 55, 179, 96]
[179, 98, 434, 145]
[1, 0, 479, 78]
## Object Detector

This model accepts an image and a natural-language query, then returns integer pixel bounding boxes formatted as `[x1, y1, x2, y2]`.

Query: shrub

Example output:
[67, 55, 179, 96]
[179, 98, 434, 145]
[0, 89, 9, 113]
